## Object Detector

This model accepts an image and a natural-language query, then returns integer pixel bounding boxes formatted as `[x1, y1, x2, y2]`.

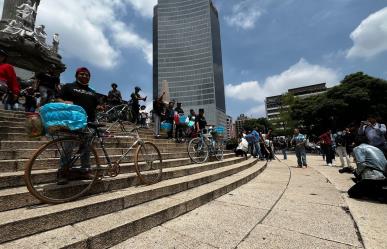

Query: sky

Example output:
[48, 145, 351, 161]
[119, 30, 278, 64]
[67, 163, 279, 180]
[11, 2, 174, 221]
[1, 0, 387, 119]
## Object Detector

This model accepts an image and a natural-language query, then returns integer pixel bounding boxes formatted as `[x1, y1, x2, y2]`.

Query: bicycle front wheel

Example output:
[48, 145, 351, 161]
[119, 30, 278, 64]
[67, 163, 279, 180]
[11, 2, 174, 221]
[188, 137, 209, 163]
[135, 142, 162, 184]
[24, 137, 100, 204]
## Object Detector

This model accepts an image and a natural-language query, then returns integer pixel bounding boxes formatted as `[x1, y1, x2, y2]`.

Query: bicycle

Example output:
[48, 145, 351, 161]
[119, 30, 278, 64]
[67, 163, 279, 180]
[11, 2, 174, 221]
[187, 127, 224, 163]
[24, 122, 162, 204]
[97, 102, 132, 123]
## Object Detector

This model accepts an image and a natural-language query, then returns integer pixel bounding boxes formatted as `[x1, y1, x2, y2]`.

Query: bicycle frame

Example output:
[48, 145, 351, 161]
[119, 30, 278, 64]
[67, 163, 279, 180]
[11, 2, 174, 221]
[95, 125, 143, 166]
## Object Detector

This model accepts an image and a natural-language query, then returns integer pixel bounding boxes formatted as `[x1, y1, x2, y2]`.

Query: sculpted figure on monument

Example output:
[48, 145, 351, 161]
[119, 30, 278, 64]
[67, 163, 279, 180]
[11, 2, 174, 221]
[51, 33, 60, 54]
[34, 24, 47, 45]
[16, 0, 37, 29]
[1, 20, 25, 36]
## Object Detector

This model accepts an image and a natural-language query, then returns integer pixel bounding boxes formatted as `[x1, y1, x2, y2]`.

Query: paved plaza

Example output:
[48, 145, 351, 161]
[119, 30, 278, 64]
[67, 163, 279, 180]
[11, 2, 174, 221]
[115, 155, 386, 249]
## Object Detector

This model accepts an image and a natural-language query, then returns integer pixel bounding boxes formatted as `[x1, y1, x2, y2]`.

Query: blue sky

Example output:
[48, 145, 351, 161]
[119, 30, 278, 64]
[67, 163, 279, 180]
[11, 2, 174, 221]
[1, 0, 386, 118]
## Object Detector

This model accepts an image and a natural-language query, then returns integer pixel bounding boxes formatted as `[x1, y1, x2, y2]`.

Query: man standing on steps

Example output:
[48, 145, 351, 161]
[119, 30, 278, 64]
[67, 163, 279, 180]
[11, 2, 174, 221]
[36, 64, 60, 106]
[107, 83, 122, 106]
[0, 49, 20, 110]
[57, 67, 100, 184]
[131, 86, 147, 124]
[291, 128, 307, 168]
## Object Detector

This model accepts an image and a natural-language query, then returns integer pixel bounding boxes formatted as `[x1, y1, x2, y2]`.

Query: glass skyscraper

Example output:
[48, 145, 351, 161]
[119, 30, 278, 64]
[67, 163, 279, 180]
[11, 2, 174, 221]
[153, 0, 226, 126]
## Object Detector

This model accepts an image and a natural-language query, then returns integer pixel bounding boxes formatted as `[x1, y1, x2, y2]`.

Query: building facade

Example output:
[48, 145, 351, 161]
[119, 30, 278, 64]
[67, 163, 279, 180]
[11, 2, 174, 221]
[235, 114, 249, 137]
[226, 115, 233, 139]
[265, 83, 328, 122]
[153, 0, 226, 127]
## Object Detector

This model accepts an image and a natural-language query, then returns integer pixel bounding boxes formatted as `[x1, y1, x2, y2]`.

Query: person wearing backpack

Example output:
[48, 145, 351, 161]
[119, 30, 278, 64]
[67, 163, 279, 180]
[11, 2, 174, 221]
[334, 130, 352, 168]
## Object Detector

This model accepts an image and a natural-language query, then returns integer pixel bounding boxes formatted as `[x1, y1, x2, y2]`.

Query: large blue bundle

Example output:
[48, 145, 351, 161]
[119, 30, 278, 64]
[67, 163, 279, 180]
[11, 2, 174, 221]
[40, 103, 87, 131]
[160, 121, 172, 131]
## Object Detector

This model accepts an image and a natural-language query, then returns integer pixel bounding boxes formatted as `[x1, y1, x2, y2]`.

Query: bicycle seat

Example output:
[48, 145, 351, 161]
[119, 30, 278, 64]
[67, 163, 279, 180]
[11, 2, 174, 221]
[87, 122, 106, 128]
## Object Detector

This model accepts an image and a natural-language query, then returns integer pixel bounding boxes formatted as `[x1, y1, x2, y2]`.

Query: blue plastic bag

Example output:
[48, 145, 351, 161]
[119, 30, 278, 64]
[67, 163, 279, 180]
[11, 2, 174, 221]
[40, 103, 87, 131]
[160, 121, 172, 132]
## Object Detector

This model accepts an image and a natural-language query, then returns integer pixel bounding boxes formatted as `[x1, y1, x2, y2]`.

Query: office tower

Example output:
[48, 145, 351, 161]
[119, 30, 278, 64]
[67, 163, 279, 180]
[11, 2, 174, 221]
[153, 0, 226, 126]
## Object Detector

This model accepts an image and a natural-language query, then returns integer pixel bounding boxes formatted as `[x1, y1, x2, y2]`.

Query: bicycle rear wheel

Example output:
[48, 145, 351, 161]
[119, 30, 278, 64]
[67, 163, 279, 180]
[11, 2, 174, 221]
[188, 137, 209, 163]
[135, 142, 162, 184]
[24, 137, 100, 204]
[215, 141, 224, 161]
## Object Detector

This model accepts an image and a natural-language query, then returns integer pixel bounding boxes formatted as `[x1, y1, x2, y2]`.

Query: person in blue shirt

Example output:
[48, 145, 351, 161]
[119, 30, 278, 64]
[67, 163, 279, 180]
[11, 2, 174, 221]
[245, 127, 262, 159]
[291, 128, 307, 168]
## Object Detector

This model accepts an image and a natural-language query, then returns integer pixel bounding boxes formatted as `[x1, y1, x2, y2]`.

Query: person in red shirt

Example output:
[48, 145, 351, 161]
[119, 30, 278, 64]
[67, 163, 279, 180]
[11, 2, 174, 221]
[0, 49, 20, 110]
[319, 129, 334, 166]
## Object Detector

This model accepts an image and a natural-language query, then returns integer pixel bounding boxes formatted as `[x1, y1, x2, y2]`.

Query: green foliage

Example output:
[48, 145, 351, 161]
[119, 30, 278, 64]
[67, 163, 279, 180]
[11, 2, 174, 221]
[242, 118, 272, 132]
[289, 72, 387, 135]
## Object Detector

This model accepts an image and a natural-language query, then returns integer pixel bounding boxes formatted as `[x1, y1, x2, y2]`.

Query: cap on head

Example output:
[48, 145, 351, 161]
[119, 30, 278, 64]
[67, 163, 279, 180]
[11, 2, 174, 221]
[75, 67, 90, 78]
[135, 86, 141, 91]
[111, 83, 117, 88]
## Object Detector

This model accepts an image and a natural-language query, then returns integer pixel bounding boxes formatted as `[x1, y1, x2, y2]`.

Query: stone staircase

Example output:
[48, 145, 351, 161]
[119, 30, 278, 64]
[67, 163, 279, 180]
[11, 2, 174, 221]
[0, 108, 267, 248]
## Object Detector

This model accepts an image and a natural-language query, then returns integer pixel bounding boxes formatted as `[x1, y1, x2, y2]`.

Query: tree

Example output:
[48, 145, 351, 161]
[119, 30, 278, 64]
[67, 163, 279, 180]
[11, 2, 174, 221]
[289, 72, 387, 136]
[242, 118, 272, 133]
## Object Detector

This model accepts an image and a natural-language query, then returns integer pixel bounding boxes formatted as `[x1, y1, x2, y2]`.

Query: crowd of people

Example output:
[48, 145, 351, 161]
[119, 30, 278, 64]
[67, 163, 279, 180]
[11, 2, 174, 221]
[153, 91, 207, 141]
[1, 48, 386, 197]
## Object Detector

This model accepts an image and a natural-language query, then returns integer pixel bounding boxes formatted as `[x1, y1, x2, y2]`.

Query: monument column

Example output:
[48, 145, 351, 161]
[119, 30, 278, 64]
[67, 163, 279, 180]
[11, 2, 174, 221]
[2, 0, 40, 30]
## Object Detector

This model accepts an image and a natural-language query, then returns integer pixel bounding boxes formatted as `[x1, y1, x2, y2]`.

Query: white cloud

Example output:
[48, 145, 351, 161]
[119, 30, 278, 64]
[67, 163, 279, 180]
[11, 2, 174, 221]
[246, 105, 266, 117]
[226, 58, 341, 117]
[347, 7, 387, 59]
[21, 0, 154, 69]
[125, 0, 157, 18]
[225, 0, 262, 30]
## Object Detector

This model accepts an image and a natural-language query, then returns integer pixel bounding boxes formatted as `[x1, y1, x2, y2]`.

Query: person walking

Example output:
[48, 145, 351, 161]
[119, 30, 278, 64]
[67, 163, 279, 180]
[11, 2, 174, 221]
[0, 49, 20, 110]
[334, 130, 352, 168]
[291, 128, 307, 167]
[130, 86, 146, 124]
[279, 137, 288, 160]
[319, 129, 334, 166]
[107, 83, 122, 106]
[36, 64, 60, 106]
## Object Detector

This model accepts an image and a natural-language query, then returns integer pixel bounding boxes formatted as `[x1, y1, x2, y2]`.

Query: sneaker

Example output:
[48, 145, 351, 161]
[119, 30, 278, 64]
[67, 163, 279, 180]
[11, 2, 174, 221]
[328, 163, 332, 167]
[57, 169, 69, 185]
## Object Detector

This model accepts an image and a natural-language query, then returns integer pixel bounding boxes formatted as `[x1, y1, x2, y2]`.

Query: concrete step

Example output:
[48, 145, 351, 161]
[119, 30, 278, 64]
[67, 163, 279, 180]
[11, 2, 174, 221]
[0, 153, 235, 190]
[0, 145, 188, 160]
[0, 158, 264, 245]
[0, 140, 184, 150]
[0, 151, 193, 172]
[0, 132, 162, 141]
[0, 116, 25, 123]
[0, 154, 244, 212]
